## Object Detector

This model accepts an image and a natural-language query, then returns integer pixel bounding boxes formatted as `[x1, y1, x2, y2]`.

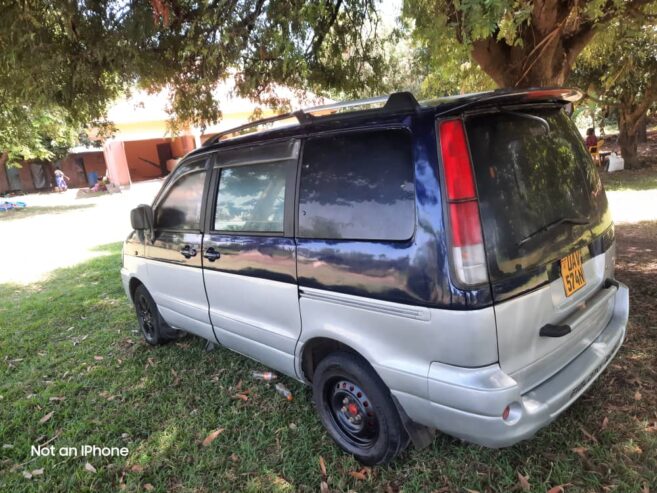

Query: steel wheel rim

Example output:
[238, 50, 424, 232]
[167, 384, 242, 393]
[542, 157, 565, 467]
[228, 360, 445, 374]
[326, 378, 379, 448]
[137, 295, 155, 338]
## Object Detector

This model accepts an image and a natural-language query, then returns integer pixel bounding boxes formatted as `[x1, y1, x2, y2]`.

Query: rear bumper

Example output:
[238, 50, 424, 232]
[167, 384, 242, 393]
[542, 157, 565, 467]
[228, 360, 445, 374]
[393, 282, 628, 447]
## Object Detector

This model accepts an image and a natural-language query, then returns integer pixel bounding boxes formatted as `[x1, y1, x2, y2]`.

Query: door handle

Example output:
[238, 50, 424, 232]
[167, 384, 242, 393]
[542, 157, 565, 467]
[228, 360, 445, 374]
[204, 247, 220, 262]
[180, 245, 197, 259]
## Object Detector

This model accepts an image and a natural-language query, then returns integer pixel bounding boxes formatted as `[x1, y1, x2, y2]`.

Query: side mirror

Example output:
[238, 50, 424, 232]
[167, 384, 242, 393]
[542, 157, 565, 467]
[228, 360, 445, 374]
[130, 204, 154, 233]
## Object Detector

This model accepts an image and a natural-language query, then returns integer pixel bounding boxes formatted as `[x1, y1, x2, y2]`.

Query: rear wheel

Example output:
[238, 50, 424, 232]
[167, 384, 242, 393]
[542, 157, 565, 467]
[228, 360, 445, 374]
[133, 285, 178, 345]
[313, 352, 409, 465]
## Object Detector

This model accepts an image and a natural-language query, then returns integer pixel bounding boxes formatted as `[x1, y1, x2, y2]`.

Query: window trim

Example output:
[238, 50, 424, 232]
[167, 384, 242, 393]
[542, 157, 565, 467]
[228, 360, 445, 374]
[295, 126, 417, 242]
[151, 157, 211, 234]
[206, 138, 300, 237]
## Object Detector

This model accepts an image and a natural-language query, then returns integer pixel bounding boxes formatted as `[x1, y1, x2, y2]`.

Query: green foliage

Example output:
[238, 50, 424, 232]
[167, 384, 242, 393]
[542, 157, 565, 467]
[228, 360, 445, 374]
[403, 0, 657, 87]
[0, 0, 387, 141]
[0, 104, 84, 167]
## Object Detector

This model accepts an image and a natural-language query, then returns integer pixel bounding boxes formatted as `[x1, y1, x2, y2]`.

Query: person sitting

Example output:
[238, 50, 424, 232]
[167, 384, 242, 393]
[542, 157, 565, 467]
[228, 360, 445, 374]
[585, 128, 598, 149]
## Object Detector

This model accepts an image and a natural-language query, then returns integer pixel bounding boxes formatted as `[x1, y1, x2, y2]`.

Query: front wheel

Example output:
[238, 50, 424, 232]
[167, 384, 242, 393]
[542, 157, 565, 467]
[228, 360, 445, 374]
[133, 285, 178, 345]
[313, 352, 409, 465]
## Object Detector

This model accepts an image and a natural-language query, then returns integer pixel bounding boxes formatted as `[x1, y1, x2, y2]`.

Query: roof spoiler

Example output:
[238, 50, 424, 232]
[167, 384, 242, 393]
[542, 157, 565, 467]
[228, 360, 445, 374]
[435, 87, 582, 117]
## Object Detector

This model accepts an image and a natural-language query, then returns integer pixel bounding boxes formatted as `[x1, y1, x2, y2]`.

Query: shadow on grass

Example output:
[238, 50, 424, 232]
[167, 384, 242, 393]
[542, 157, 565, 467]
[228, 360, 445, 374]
[0, 204, 96, 221]
[0, 240, 656, 492]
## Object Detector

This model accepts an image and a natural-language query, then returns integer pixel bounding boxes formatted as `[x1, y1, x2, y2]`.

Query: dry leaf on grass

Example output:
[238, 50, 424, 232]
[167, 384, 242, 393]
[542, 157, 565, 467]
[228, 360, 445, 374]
[94, 356, 104, 361]
[22, 471, 33, 479]
[601, 416, 609, 430]
[144, 484, 154, 491]
[635, 390, 642, 401]
[232, 393, 248, 402]
[48, 397, 65, 402]
[229, 453, 239, 463]
[84, 462, 97, 473]
[202, 428, 225, 447]
[517, 472, 530, 492]
[320, 481, 329, 493]
[130, 465, 144, 473]
[319, 456, 327, 479]
[580, 425, 598, 443]
[547, 484, 571, 493]
[571, 446, 588, 458]
[31, 468, 44, 476]
[39, 412, 53, 424]
[350, 469, 368, 481]
[431, 487, 450, 493]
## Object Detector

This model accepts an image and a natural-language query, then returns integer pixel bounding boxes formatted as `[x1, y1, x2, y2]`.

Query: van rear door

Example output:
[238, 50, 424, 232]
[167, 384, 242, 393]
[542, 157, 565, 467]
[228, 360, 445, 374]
[465, 106, 616, 389]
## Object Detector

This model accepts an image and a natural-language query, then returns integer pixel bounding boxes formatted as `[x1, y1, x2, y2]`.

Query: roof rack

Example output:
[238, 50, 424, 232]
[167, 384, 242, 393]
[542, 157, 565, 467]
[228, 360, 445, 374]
[202, 91, 419, 147]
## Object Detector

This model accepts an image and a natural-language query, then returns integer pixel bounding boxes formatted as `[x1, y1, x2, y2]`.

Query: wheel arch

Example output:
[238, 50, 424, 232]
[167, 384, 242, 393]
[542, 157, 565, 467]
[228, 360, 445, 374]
[128, 277, 145, 302]
[299, 337, 369, 383]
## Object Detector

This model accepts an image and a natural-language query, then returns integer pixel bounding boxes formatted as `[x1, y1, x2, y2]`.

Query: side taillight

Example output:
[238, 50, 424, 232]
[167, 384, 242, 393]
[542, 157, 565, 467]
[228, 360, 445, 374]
[439, 119, 488, 286]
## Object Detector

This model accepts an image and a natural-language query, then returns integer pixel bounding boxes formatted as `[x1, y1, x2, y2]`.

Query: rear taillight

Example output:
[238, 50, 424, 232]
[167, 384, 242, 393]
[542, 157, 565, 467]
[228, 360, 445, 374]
[439, 119, 488, 286]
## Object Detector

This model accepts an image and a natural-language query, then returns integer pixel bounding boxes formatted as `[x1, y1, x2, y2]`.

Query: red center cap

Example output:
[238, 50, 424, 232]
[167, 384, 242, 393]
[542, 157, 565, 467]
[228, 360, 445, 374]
[348, 403, 358, 415]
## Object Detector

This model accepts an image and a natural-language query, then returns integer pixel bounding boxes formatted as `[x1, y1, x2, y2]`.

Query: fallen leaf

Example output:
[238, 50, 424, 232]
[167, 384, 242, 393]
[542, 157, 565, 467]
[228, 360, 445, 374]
[547, 485, 570, 493]
[431, 488, 450, 493]
[634, 390, 642, 401]
[130, 465, 144, 473]
[319, 456, 327, 479]
[144, 484, 154, 491]
[289, 423, 297, 431]
[22, 471, 33, 479]
[229, 453, 239, 463]
[94, 356, 104, 361]
[48, 397, 65, 402]
[571, 446, 588, 458]
[171, 369, 180, 386]
[84, 462, 97, 473]
[320, 481, 329, 493]
[39, 412, 54, 424]
[3, 444, 13, 449]
[350, 470, 367, 481]
[580, 425, 598, 443]
[601, 416, 609, 430]
[232, 393, 248, 402]
[517, 472, 530, 492]
[31, 468, 44, 476]
[202, 428, 225, 447]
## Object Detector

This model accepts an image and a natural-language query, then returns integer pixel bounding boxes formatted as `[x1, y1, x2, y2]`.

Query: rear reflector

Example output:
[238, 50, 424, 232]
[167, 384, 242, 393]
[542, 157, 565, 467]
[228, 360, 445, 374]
[439, 119, 488, 286]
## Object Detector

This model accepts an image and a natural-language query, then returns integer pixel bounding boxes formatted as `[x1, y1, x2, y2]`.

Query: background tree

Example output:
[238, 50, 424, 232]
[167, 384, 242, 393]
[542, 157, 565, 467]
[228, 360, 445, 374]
[404, 0, 657, 88]
[0, 0, 385, 140]
[569, 19, 657, 168]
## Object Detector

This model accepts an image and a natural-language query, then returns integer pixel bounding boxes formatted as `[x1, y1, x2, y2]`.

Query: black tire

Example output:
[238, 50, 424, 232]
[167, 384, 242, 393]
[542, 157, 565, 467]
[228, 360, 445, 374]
[313, 351, 409, 465]
[133, 285, 178, 345]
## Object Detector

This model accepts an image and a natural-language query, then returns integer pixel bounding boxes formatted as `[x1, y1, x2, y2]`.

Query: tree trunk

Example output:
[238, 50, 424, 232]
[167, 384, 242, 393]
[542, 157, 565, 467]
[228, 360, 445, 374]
[469, 1, 598, 88]
[618, 109, 641, 169]
[637, 114, 648, 143]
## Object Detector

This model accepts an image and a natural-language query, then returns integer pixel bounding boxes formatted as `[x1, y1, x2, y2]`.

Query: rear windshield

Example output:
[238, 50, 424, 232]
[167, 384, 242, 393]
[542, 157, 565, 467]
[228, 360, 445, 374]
[466, 107, 603, 281]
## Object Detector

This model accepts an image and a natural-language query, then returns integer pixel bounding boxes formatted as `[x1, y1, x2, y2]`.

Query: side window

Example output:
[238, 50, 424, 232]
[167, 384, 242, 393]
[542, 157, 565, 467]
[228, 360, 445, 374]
[214, 163, 287, 232]
[155, 161, 207, 230]
[212, 140, 299, 234]
[298, 129, 415, 240]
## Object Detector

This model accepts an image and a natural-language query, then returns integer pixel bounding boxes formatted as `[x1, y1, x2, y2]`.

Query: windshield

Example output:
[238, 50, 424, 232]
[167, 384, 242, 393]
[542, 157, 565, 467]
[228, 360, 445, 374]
[466, 107, 605, 281]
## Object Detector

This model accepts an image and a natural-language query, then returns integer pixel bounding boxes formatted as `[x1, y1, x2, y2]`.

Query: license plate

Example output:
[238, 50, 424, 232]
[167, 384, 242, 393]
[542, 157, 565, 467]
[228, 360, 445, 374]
[560, 250, 586, 297]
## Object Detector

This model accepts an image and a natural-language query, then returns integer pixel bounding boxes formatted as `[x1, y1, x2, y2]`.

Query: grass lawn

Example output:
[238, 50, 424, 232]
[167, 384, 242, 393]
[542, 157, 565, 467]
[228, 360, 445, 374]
[1, 229, 656, 492]
[0, 204, 95, 222]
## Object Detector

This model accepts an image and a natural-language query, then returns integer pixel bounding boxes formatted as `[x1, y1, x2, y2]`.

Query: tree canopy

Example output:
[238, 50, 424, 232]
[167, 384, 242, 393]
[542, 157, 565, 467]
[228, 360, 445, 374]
[404, 0, 657, 87]
[569, 17, 657, 167]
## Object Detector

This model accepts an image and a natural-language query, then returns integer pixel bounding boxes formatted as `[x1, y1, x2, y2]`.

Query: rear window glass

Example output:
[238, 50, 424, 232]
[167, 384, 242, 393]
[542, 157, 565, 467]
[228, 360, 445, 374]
[298, 130, 415, 240]
[466, 108, 600, 280]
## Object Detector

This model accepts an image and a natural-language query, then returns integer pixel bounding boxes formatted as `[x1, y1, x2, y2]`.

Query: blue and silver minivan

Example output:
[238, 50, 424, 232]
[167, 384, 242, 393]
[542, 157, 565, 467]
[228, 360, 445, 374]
[122, 88, 629, 465]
